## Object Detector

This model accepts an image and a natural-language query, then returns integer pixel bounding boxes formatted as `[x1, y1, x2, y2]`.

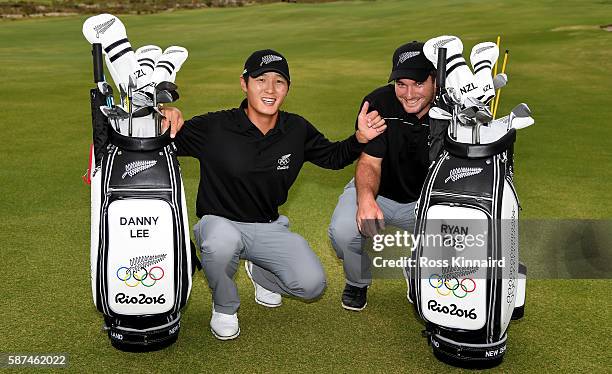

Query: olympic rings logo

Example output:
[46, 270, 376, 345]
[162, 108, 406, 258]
[116, 266, 164, 287]
[429, 274, 476, 298]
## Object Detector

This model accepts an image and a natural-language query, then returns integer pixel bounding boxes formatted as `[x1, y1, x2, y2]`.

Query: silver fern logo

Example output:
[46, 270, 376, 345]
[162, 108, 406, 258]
[139, 47, 159, 54]
[128, 254, 167, 272]
[475, 45, 495, 55]
[432, 37, 456, 50]
[261, 54, 283, 66]
[444, 167, 483, 183]
[94, 18, 115, 38]
[397, 51, 420, 65]
[121, 160, 157, 179]
[164, 49, 185, 54]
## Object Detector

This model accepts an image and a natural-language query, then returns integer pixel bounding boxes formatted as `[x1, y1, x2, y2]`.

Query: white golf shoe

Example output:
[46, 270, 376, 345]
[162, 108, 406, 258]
[245, 261, 282, 308]
[210, 307, 240, 341]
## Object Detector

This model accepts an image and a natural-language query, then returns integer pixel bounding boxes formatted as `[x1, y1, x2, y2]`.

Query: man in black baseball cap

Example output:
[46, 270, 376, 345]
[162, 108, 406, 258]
[161, 49, 386, 340]
[328, 41, 437, 311]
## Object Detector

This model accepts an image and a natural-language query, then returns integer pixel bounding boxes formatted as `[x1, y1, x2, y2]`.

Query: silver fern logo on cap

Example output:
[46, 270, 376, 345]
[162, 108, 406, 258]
[444, 167, 483, 183]
[261, 54, 283, 66]
[397, 51, 421, 65]
[94, 18, 115, 38]
[122, 160, 157, 179]
[475, 45, 495, 55]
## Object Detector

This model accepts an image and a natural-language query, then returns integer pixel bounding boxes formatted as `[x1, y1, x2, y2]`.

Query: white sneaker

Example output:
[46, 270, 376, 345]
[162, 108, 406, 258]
[210, 307, 240, 340]
[245, 261, 282, 308]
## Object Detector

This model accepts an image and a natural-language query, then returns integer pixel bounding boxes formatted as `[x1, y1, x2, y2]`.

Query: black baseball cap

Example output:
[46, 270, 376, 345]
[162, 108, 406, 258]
[388, 41, 434, 82]
[242, 49, 290, 83]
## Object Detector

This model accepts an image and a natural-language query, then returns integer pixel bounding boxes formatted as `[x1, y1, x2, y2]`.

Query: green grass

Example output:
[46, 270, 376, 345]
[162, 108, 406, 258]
[1, 0, 611, 372]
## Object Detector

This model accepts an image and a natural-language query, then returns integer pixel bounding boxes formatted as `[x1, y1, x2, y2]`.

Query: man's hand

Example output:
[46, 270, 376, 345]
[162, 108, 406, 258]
[355, 101, 387, 143]
[356, 197, 385, 238]
[161, 106, 185, 138]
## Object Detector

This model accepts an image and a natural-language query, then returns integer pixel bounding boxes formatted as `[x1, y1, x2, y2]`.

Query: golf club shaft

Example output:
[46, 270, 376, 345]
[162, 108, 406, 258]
[491, 36, 501, 111]
[492, 49, 509, 119]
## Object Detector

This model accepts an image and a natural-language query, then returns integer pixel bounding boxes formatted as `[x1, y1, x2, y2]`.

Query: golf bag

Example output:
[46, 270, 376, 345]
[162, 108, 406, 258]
[408, 41, 528, 367]
[84, 19, 196, 350]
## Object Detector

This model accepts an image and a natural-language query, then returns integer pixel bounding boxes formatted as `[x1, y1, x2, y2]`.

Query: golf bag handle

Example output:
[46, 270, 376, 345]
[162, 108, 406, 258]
[444, 128, 516, 158]
[92, 43, 104, 83]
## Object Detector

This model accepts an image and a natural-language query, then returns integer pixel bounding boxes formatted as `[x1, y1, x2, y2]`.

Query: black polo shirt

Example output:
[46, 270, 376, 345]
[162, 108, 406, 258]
[174, 99, 365, 222]
[358, 84, 430, 203]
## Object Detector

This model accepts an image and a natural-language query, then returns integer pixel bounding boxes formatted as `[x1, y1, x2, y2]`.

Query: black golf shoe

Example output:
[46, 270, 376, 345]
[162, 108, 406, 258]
[341, 283, 368, 311]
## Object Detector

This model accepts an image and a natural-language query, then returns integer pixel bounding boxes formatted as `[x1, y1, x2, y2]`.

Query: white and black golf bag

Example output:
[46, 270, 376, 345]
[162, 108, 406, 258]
[408, 40, 528, 367]
[84, 14, 197, 351]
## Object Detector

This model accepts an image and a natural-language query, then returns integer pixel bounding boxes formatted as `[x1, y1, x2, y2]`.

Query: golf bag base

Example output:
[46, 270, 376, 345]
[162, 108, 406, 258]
[105, 313, 180, 352]
[410, 130, 524, 368]
[429, 331, 505, 369]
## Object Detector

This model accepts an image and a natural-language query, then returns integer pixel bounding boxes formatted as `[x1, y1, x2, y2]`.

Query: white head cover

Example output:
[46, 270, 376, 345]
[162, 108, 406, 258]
[423, 35, 480, 103]
[150, 46, 189, 85]
[82, 13, 142, 91]
[470, 42, 499, 104]
[135, 45, 162, 89]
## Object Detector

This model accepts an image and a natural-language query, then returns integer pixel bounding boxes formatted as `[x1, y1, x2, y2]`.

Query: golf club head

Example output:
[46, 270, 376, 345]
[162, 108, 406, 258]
[132, 106, 154, 118]
[155, 90, 174, 104]
[469, 42, 499, 104]
[429, 106, 452, 121]
[150, 46, 189, 85]
[512, 103, 532, 118]
[99, 105, 129, 119]
[475, 109, 493, 124]
[423, 35, 480, 103]
[492, 73, 508, 90]
[511, 116, 535, 129]
[82, 13, 142, 91]
[135, 45, 162, 89]
[131, 91, 154, 107]
[155, 81, 178, 92]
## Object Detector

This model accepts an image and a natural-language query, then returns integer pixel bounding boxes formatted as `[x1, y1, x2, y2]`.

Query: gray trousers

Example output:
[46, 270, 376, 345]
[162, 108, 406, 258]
[194, 214, 326, 315]
[328, 179, 417, 287]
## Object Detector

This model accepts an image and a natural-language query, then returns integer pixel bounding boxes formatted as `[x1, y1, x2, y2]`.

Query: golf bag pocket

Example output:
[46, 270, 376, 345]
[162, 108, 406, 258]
[91, 130, 192, 351]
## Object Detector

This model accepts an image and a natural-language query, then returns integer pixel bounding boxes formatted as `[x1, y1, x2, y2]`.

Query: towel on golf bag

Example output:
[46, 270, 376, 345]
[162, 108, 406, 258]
[408, 131, 526, 368]
[89, 91, 198, 351]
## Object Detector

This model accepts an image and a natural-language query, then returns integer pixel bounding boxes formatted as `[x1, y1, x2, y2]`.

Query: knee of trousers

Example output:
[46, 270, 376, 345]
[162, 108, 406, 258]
[199, 230, 242, 263]
[328, 216, 362, 257]
[294, 270, 327, 300]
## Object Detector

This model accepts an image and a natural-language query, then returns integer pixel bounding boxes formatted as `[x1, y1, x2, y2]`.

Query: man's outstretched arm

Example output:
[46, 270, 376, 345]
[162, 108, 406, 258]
[355, 152, 384, 237]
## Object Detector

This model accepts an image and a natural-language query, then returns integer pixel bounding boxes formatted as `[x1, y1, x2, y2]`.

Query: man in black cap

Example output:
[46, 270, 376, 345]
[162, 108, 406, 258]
[162, 49, 386, 340]
[328, 41, 436, 311]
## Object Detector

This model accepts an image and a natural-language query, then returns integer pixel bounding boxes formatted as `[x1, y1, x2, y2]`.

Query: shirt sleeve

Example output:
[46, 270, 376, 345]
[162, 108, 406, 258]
[173, 113, 209, 158]
[303, 119, 365, 170]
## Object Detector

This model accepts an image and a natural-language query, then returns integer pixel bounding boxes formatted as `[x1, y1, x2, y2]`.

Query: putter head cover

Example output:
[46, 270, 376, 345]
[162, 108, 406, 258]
[82, 13, 142, 92]
[135, 45, 163, 89]
[470, 42, 499, 104]
[423, 35, 480, 104]
[150, 46, 189, 85]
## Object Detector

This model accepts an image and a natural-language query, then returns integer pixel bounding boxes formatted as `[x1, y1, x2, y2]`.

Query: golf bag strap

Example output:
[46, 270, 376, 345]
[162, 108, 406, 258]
[109, 125, 171, 151]
[445, 129, 516, 159]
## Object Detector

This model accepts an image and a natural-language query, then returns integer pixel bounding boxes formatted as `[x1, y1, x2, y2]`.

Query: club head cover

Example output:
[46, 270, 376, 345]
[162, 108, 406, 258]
[82, 14, 141, 92]
[469, 42, 499, 104]
[424, 35, 480, 103]
[135, 45, 162, 89]
[150, 46, 189, 85]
